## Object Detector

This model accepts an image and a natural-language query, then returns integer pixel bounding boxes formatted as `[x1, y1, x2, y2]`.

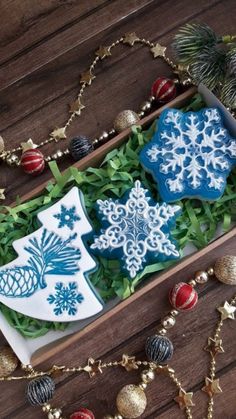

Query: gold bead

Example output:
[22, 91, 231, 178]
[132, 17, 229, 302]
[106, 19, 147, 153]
[141, 369, 155, 383]
[157, 328, 167, 335]
[103, 416, 114, 419]
[141, 101, 151, 112]
[93, 138, 99, 145]
[114, 414, 123, 419]
[194, 270, 209, 284]
[42, 404, 51, 413]
[116, 385, 147, 418]
[149, 95, 155, 102]
[170, 309, 179, 317]
[207, 267, 214, 276]
[109, 128, 116, 136]
[0, 346, 18, 377]
[161, 315, 176, 329]
[188, 279, 197, 287]
[6, 154, 19, 166]
[114, 110, 140, 133]
[48, 409, 62, 419]
[45, 156, 52, 162]
[214, 255, 236, 285]
[138, 111, 145, 118]
[56, 150, 63, 158]
[139, 382, 147, 390]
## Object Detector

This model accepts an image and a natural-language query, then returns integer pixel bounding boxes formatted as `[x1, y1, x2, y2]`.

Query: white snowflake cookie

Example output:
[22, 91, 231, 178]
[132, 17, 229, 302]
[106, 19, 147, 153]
[91, 180, 181, 279]
[140, 108, 236, 202]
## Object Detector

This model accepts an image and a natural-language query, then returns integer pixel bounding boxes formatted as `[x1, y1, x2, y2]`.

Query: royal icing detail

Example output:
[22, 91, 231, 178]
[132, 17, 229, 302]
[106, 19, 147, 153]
[0, 187, 103, 322]
[140, 108, 236, 202]
[91, 180, 181, 278]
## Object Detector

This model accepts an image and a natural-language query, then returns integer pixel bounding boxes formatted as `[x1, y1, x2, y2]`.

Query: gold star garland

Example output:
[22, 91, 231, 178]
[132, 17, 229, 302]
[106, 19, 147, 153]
[0, 32, 182, 199]
[0, 263, 236, 419]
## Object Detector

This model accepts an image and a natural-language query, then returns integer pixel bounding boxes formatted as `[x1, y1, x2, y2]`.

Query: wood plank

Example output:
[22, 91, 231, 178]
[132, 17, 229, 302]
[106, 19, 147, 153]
[1, 228, 236, 417]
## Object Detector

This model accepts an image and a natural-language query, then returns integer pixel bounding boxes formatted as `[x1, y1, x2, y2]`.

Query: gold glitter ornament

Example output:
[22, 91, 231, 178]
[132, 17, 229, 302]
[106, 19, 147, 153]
[113, 110, 140, 133]
[116, 384, 147, 418]
[0, 346, 18, 377]
[214, 255, 236, 285]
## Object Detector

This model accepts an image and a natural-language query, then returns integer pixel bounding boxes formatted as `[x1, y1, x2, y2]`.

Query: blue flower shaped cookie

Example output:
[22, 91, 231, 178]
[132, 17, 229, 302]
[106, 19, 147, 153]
[90, 180, 181, 279]
[140, 108, 236, 202]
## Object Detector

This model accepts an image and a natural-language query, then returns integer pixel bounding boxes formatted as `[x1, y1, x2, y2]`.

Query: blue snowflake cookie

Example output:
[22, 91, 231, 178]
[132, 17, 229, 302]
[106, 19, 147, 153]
[90, 180, 181, 279]
[140, 107, 236, 202]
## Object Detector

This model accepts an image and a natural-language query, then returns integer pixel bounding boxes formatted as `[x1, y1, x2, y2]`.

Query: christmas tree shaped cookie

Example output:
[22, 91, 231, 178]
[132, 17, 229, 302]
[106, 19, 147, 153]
[91, 180, 181, 278]
[140, 108, 236, 202]
[0, 187, 103, 321]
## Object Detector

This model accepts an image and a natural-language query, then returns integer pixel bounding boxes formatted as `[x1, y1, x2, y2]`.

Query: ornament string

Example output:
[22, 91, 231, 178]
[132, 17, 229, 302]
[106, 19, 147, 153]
[0, 256, 236, 419]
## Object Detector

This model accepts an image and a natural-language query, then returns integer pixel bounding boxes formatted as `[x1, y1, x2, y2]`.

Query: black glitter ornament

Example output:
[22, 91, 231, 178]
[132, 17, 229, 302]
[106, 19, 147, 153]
[69, 136, 94, 161]
[145, 335, 173, 364]
[27, 375, 55, 406]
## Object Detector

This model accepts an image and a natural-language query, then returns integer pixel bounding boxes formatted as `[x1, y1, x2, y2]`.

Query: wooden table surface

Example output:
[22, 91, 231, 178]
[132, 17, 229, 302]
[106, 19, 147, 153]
[0, 1, 236, 418]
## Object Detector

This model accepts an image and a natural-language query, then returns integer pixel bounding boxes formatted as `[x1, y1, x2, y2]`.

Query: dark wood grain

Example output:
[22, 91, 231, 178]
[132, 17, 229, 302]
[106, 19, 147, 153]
[0, 1, 236, 418]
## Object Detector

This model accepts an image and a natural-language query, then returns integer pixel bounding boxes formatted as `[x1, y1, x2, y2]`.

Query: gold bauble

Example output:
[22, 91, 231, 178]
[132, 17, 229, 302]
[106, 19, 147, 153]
[214, 255, 236, 285]
[116, 384, 147, 418]
[114, 110, 140, 133]
[0, 346, 18, 376]
[161, 315, 176, 329]
[141, 369, 155, 384]
[194, 270, 209, 284]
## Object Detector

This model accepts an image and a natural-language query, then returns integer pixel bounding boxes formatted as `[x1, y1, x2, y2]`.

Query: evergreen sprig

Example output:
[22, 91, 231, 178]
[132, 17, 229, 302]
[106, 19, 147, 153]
[172, 23, 236, 109]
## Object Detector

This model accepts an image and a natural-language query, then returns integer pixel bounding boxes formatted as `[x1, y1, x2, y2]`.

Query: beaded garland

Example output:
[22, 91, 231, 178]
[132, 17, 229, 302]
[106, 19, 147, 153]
[0, 255, 236, 418]
[0, 32, 188, 200]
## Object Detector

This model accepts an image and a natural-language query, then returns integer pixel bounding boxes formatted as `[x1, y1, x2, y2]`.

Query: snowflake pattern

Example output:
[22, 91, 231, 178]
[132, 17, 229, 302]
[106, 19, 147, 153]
[91, 180, 181, 278]
[53, 205, 80, 230]
[47, 282, 84, 316]
[140, 108, 236, 202]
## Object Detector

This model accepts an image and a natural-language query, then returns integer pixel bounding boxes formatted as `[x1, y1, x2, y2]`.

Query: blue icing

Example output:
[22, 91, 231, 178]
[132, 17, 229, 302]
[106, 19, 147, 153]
[91, 180, 181, 279]
[140, 107, 236, 202]
[53, 204, 80, 230]
[47, 282, 84, 316]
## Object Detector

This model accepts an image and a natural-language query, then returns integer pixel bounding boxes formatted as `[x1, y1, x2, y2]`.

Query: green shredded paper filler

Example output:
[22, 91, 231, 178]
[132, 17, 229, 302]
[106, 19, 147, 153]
[1, 94, 236, 338]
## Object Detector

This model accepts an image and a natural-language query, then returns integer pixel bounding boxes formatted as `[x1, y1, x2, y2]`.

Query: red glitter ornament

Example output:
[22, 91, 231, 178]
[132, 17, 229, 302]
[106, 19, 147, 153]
[70, 408, 95, 419]
[21, 149, 45, 175]
[151, 77, 176, 103]
[169, 282, 198, 311]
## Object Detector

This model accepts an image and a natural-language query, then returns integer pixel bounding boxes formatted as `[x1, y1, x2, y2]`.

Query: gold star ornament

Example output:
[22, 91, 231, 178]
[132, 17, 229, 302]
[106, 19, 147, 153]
[96, 45, 111, 59]
[121, 354, 138, 371]
[204, 337, 224, 357]
[80, 70, 95, 85]
[174, 389, 195, 410]
[202, 377, 222, 397]
[217, 301, 236, 320]
[123, 32, 140, 46]
[0, 189, 5, 200]
[69, 98, 85, 115]
[84, 357, 103, 378]
[21, 138, 38, 152]
[151, 43, 166, 58]
[50, 127, 67, 141]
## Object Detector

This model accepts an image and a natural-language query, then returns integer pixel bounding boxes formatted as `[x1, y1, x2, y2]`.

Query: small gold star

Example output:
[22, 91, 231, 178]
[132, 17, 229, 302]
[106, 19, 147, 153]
[0, 189, 5, 200]
[96, 45, 111, 59]
[202, 377, 222, 397]
[50, 127, 67, 141]
[217, 301, 236, 320]
[80, 70, 95, 85]
[121, 354, 138, 371]
[204, 337, 224, 357]
[84, 357, 103, 378]
[156, 365, 175, 376]
[69, 98, 85, 115]
[151, 43, 167, 58]
[21, 138, 38, 152]
[123, 32, 140, 46]
[174, 389, 195, 410]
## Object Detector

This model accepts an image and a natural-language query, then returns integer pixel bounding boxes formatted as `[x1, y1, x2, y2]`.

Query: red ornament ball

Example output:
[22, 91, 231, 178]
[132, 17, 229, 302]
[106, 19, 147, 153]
[151, 77, 176, 103]
[21, 149, 45, 175]
[70, 408, 95, 419]
[169, 282, 198, 311]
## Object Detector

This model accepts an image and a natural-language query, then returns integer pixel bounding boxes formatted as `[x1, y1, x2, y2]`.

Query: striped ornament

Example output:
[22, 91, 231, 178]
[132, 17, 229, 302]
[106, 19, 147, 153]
[21, 149, 45, 175]
[145, 335, 173, 364]
[70, 408, 95, 419]
[169, 282, 198, 311]
[27, 376, 55, 406]
[151, 77, 176, 103]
